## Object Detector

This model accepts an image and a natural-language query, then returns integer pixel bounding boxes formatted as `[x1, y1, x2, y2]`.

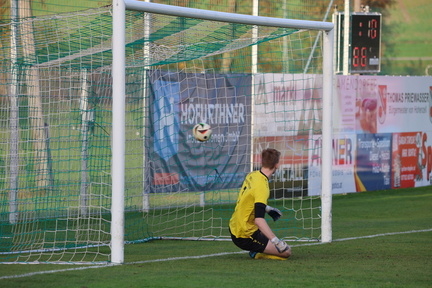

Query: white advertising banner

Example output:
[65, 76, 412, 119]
[335, 75, 432, 134]
[254, 73, 323, 137]
[253, 73, 323, 196]
[308, 133, 357, 196]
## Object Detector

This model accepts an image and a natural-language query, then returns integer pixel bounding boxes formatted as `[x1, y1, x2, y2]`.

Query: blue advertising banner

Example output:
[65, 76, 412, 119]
[354, 133, 392, 191]
[146, 70, 251, 193]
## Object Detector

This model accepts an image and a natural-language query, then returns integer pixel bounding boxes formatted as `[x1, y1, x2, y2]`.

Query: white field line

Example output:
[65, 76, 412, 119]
[1, 228, 431, 280]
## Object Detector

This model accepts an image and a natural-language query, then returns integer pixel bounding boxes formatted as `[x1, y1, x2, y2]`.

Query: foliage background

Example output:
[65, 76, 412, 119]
[1, 0, 431, 78]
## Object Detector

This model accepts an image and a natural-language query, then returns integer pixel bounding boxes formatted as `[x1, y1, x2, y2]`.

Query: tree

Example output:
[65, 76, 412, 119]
[0, 0, 10, 98]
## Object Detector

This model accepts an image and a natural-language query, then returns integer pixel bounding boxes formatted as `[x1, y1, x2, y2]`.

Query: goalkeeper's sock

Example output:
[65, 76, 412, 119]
[253, 253, 287, 261]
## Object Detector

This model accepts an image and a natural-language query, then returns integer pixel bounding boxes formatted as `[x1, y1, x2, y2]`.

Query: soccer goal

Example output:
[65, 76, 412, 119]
[0, 1, 333, 264]
[111, 0, 334, 264]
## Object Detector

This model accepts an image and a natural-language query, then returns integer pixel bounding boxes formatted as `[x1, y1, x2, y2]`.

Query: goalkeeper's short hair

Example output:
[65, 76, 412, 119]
[261, 148, 281, 169]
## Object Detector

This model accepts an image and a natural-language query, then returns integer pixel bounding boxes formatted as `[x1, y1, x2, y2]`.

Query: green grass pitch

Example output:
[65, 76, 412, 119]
[0, 186, 430, 288]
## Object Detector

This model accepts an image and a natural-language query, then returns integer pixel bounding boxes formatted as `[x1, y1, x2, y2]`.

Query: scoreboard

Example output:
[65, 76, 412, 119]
[350, 13, 382, 73]
[335, 12, 382, 74]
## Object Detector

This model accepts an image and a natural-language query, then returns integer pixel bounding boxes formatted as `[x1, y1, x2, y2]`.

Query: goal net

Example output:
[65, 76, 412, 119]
[0, 2, 333, 263]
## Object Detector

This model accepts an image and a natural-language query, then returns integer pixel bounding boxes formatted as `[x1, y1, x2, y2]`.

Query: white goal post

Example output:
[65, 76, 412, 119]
[112, 0, 334, 264]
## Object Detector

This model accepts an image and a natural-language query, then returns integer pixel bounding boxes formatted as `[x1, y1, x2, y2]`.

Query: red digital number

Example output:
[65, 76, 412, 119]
[368, 19, 378, 39]
[353, 47, 360, 67]
[352, 47, 367, 68]
[361, 47, 367, 67]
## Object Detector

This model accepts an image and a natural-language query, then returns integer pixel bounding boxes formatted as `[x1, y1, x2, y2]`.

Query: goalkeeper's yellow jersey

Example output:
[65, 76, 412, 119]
[229, 170, 269, 238]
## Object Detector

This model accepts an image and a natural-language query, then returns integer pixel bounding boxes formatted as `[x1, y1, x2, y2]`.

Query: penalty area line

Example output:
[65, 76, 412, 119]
[333, 228, 432, 242]
[1, 228, 431, 280]
[0, 263, 117, 280]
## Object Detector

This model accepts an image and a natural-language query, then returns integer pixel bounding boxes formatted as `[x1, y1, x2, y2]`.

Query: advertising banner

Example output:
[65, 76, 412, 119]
[335, 75, 432, 134]
[331, 134, 357, 194]
[254, 73, 323, 136]
[333, 75, 432, 193]
[376, 78, 431, 133]
[252, 73, 323, 196]
[355, 133, 392, 192]
[146, 72, 432, 195]
[391, 132, 421, 188]
[414, 131, 432, 187]
[308, 134, 357, 196]
[253, 136, 309, 198]
[392, 131, 432, 189]
[147, 71, 251, 193]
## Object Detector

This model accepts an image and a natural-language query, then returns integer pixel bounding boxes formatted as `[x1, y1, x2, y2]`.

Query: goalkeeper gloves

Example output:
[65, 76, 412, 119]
[265, 205, 282, 221]
[271, 237, 289, 253]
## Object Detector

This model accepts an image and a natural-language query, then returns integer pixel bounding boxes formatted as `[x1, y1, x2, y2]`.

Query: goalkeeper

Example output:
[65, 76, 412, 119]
[229, 148, 291, 260]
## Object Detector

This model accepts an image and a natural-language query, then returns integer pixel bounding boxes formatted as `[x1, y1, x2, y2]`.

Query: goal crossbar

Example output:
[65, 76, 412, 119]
[112, 0, 334, 264]
[124, 0, 334, 31]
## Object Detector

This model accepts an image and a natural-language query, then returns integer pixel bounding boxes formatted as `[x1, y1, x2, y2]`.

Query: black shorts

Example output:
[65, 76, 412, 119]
[230, 229, 269, 253]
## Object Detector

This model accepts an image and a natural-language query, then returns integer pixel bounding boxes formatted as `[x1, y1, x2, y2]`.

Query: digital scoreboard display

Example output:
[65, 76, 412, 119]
[350, 13, 382, 73]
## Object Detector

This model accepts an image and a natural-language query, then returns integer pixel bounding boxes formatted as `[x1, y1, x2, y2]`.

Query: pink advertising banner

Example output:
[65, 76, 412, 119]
[335, 76, 432, 134]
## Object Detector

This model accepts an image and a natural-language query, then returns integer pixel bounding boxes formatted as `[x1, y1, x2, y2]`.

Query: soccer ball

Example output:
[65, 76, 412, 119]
[193, 123, 212, 142]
